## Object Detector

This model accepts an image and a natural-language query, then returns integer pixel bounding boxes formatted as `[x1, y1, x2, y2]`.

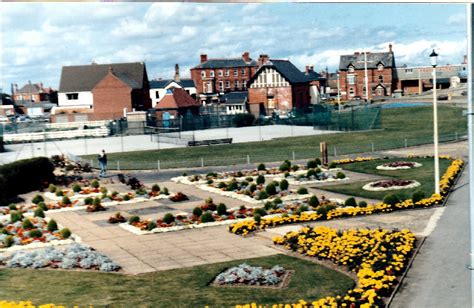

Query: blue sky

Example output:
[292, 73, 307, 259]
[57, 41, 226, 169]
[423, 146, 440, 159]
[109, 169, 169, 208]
[0, 3, 467, 92]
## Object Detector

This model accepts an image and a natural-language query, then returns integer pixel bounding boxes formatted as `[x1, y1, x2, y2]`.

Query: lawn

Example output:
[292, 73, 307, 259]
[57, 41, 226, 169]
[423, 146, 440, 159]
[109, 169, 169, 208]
[80, 106, 467, 169]
[0, 254, 354, 307]
[319, 157, 452, 201]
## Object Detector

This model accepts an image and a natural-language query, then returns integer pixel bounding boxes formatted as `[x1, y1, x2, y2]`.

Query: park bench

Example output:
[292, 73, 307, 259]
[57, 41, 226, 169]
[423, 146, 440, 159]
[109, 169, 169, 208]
[187, 138, 233, 147]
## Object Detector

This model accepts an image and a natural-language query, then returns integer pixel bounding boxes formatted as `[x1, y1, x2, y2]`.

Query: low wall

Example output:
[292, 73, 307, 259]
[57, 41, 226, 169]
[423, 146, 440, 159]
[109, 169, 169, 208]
[3, 127, 109, 143]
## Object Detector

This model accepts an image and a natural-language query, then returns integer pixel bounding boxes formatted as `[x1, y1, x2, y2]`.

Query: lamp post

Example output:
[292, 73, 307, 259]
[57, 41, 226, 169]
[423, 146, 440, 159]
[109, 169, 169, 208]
[337, 72, 341, 111]
[430, 49, 440, 195]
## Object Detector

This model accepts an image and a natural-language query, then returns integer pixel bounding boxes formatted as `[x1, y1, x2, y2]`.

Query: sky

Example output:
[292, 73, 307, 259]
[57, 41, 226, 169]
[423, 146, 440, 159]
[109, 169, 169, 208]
[0, 2, 468, 92]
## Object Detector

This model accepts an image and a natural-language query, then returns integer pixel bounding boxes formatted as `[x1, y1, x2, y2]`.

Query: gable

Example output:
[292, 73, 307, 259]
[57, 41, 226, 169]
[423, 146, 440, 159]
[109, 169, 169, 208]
[92, 72, 132, 91]
[249, 67, 290, 88]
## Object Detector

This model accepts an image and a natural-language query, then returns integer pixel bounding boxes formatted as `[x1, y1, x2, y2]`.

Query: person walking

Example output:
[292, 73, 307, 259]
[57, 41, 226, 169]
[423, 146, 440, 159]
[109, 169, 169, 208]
[98, 149, 107, 178]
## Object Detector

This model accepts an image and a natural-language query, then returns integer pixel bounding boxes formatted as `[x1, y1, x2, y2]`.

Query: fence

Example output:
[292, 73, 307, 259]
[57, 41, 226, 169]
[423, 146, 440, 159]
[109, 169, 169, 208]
[3, 127, 109, 143]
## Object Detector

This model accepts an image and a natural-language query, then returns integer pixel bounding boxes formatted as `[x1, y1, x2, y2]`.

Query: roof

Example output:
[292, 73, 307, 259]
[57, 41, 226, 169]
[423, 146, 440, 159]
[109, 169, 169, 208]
[248, 60, 310, 86]
[59, 62, 146, 92]
[339, 52, 394, 71]
[192, 58, 257, 69]
[17, 83, 48, 94]
[305, 70, 323, 81]
[149, 79, 195, 89]
[157, 88, 200, 109]
[222, 91, 248, 105]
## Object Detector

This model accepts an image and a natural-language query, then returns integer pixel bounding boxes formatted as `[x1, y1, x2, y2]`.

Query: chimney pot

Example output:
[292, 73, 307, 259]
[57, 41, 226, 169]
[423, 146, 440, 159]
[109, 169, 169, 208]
[463, 55, 468, 64]
[258, 54, 269, 67]
[200, 54, 208, 63]
[175, 64, 180, 82]
[389, 44, 393, 53]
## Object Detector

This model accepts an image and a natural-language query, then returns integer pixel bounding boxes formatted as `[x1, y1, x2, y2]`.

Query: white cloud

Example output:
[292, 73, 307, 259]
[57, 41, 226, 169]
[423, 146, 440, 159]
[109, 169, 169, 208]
[447, 12, 466, 25]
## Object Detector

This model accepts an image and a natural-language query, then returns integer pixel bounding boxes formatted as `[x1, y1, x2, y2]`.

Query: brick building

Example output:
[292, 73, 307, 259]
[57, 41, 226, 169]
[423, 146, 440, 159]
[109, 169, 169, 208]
[13, 82, 54, 103]
[150, 64, 196, 108]
[247, 57, 311, 117]
[154, 87, 200, 120]
[190, 52, 258, 104]
[55, 62, 151, 122]
[339, 44, 396, 100]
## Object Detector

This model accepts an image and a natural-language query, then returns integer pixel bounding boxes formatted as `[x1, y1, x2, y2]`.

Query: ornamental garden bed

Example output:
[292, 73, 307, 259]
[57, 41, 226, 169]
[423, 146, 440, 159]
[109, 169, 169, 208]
[376, 161, 422, 170]
[362, 179, 421, 191]
[0, 244, 120, 272]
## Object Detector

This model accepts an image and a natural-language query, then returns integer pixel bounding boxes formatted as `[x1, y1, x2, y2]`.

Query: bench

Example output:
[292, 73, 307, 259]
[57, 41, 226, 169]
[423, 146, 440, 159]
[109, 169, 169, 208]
[187, 138, 233, 147]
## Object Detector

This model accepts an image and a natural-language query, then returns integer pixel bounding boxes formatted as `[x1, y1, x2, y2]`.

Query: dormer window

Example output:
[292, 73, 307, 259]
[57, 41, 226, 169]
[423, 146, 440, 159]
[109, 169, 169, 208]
[378, 64, 384, 71]
[348, 65, 355, 73]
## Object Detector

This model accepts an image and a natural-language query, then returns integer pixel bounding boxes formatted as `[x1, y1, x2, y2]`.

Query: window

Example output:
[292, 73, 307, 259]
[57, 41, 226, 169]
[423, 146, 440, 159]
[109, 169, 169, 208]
[218, 70, 223, 77]
[347, 75, 356, 85]
[234, 69, 238, 77]
[66, 93, 78, 100]
[405, 69, 413, 73]
[349, 87, 355, 96]
[225, 80, 230, 88]
[201, 71, 206, 78]
[378, 64, 384, 71]
[241, 69, 246, 76]
[155, 91, 160, 99]
[225, 69, 230, 76]
[210, 70, 215, 78]
[206, 82, 212, 93]
[242, 80, 247, 89]
[348, 65, 355, 73]
[234, 80, 239, 90]
[219, 81, 224, 91]
[379, 75, 384, 83]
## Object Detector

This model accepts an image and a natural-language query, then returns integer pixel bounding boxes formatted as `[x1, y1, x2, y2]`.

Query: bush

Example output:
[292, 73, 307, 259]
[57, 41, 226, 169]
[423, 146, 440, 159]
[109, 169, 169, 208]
[328, 162, 337, 169]
[316, 206, 329, 219]
[284, 171, 290, 178]
[207, 179, 214, 185]
[217, 203, 227, 216]
[358, 201, 368, 208]
[258, 191, 269, 200]
[47, 219, 58, 232]
[336, 172, 346, 179]
[163, 213, 175, 224]
[100, 187, 108, 194]
[29, 229, 43, 238]
[201, 212, 215, 223]
[123, 194, 130, 201]
[308, 195, 320, 207]
[344, 197, 357, 207]
[193, 207, 203, 217]
[84, 197, 93, 205]
[257, 163, 266, 171]
[60, 228, 71, 239]
[8, 203, 17, 210]
[151, 184, 161, 192]
[22, 219, 34, 230]
[279, 161, 291, 172]
[226, 181, 239, 191]
[72, 184, 82, 193]
[38, 202, 48, 211]
[182, 172, 187, 176]
[254, 207, 267, 216]
[249, 183, 257, 193]
[62, 196, 71, 205]
[383, 194, 400, 206]
[264, 201, 273, 210]
[32, 195, 44, 205]
[412, 190, 426, 203]
[299, 205, 309, 212]
[291, 165, 299, 171]
[163, 187, 169, 195]
[34, 207, 45, 218]
[233, 113, 255, 127]
[254, 213, 261, 224]
[245, 176, 254, 182]
[297, 187, 308, 195]
[91, 180, 100, 189]
[10, 211, 23, 223]
[265, 183, 277, 196]
[147, 221, 157, 231]
[3, 235, 14, 247]
[306, 160, 318, 169]
[55, 190, 64, 197]
[280, 179, 289, 191]
[218, 182, 227, 189]
[314, 158, 321, 166]
[273, 197, 283, 204]
[256, 175, 265, 185]
[315, 167, 322, 174]
[306, 169, 317, 178]
[128, 216, 140, 224]
[48, 184, 57, 193]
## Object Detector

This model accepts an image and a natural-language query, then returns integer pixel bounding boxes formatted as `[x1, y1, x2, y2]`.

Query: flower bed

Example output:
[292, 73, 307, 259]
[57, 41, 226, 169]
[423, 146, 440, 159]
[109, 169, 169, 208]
[229, 158, 464, 235]
[212, 263, 288, 287]
[0, 216, 76, 252]
[0, 244, 120, 272]
[237, 226, 416, 307]
[362, 179, 421, 191]
[0, 301, 66, 308]
[376, 161, 422, 170]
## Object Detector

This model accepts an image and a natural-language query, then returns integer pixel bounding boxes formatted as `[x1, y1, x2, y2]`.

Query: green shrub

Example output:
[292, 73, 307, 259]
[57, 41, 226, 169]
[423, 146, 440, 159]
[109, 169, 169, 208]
[128, 216, 140, 224]
[100, 187, 108, 194]
[314, 158, 321, 166]
[163, 213, 175, 224]
[207, 179, 214, 185]
[8, 203, 17, 210]
[55, 190, 64, 197]
[307, 169, 317, 178]
[315, 167, 322, 174]
[256, 175, 265, 185]
[241, 181, 249, 187]
[282, 213, 289, 218]
[162, 187, 170, 195]
[226, 181, 238, 191]
[182, 172, 187, 176]
[297, 187, 308, 195]
[291, 165, 299, 171]
[258, 191, 269, 200]
[200, 212, 215, 223]
[273, 197, 283, 204]
[72, 184, 82, 193]
[147, 221, 157, 231]
[47, 219, 58, 232]
[10, 211, 23, 223]
[299, 205, 309, 212]
[38, 202, 47, 211]
[307, 160, 318, 169]
[34, 207, 45, 218]
[48, 184, 57, 193]
[233, 113, 255, 127]
[111, 191, 119, 198]
[193, 207, 203, 217]
[264, 201, 273, 210]
[254, 207, 267, 216]
[84, 197, 93, 205]
[265, 183, 277, 196]
[344, 197, 357, 207]
[280, 179, 289, 191]
[123, 194, 130, 201]
[22, 219, 34, 230]
[62, 196, 71, 205]
[218, 182, 227, 189]
[3, 235, 14, 247]
[308, 195, 320, 207]
[236, 171, 243, 177]
[316, 206, 329, 219]
[284, 171, 290, 178]
[383, 194, 400, 206]
[249, 183, 257, 193]
[32, 195, 44, 205]
[91, 180, 100, 188]
[60, 228, 71, 239]
[217, 203, 227, 216]
[279, 161, 291, 172]
[29, 229, 43, 238]
[151, 184, 161, 192]
[412, 190, 426, 203]
[328, 162, 337, 169]
[257, 163, 266, 171]
[336, 172, 346, 179]
[254, 213, 261, 224]
[245, 176, 254, 182]
[358, 201, 368, 208]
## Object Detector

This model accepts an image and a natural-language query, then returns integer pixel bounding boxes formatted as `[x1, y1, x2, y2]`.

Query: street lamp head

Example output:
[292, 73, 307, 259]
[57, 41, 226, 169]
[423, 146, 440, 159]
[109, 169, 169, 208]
[430, 49, 438, 67]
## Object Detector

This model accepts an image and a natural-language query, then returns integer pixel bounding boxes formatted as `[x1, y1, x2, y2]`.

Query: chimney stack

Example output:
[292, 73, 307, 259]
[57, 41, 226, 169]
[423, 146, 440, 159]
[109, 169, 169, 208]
[354, 52, 360, 55]
[389, 44, 393, 53]
[174, 64, 180, 81]
[258, 54, 269, 67]
[242, 52, 250, 62]
[200, 54, 208, 63]
[464, 55, 468, 64]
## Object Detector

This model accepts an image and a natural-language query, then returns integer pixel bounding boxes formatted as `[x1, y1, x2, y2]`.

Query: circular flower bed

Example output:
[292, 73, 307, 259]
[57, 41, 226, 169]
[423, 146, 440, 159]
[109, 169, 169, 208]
[362, 179, 421, 191]
[376, 161, 422, 170]
[213, 263, 287, 287]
